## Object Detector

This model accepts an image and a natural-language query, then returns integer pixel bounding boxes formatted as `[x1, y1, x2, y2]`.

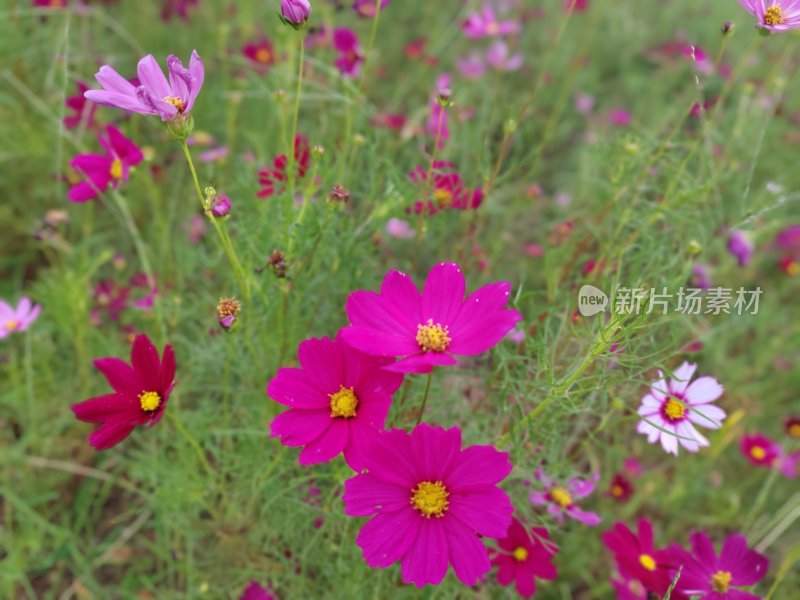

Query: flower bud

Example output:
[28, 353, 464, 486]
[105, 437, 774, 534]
[328, 184, 350, 205]
[211, 194, 232, 218]
[216, 297, 241, 330]
[267, 250, 287, 278]
[436, 88, 453, 107]
[280, 0, 311, 29]
[721, 21, 734, 35]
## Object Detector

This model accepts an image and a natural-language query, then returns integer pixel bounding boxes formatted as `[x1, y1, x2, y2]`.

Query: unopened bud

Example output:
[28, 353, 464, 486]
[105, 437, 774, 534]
[211, 194, 232, 218]
[436, 88, 453, 107]
[328, 184, 350, 204]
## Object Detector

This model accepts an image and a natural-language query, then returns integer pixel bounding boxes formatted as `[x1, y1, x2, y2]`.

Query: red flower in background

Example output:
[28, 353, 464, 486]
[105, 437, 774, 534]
[243, 38, 275, 71]
[407, 161, 483, 216]
[257, 135, 310, 199]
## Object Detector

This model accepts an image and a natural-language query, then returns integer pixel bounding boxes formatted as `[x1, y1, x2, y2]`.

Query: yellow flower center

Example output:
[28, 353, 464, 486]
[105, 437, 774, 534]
[139, 390, 161, 412]
[163, 96, 186, 113]
[711, 570, 732, 593]
[109, 159, 123, 180]
[664, 398, 686, 421]
[512, 546, 528, 562]
[255, 48, 272, 63]
[486, 21, 500, 35]
[410, 481, 449, 518]
[639, 554, 657, 571]
[611, 484, 624, 497]
[5, 320, 19, 332]
[750, 446, 767, 460]
[433, 187, 454, 208]
[789, 423, 800, 438]
[329, 385, 358, 418]
[764, 5, 784, 26]
[416, 319, 452, 353]
[549, 487, 573, 508]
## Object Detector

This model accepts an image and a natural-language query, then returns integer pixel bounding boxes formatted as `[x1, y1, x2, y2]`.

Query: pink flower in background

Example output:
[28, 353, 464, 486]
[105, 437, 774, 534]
[385, 218, 414, 239]
[778, 450, 800, 478]
[738, 0, 800, 32]
[71, 334, 176, 450]
[606, 473, 633, 502]
[333, 28, 364, 77]
[268, 334, 404, 471]
[690, 264, 712, 290]
[610, 109, 631, 126]
[407, 161, 483, 216]
[636, 362, 726, 455]
[486, 40, 523, 71]
[243, 38, 276, 71]
[341, 262, 520, 373]
[529, 468, 602, 526]
[491, 518, 558, 597]
[68, 125, 143, 203]
[612, 576, 649, 600]
[257, 135, 310, 199]
[353, 0, 389, 18]
[462, 4, 520, 38]
[85, 50, 204, 121]
[775, 224, 800, 250]
[342, 424, 513, 587]
[727, 230, 753, 267]
[740, 434, 781, 467]
[91, 279, 130, 325]
[456, 52, 487, 80]
[161, 0, 198, 22]
[32, 0, 68, 7]
[64, 81, 97, 129]
[565, 0, 589, 12]
[574, 92, 594, 114]
[670, 532, 768, 599]
[239, 581, 276, 600]
[0, 297, 41, 339]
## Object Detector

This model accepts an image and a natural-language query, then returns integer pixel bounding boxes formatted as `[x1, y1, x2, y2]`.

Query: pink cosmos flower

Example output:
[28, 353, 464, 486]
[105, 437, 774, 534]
[257, 135, 310, 199]
[85, 50, 204, 121]
[612, 575, 648, 600]
[353, 0, 389, 18]
[268, 334, 404, 471]
[340, 262, 521, 374]
[529, 468, 602, 526]
[738, 0, 800, 32]
[342, 424, 513, 587]
[385, 218, 414, 239]
[0, 297, 41, 339]
[606, 473, 634, 502]
[91, 279, 130, 325]
[407, 161, 484, 216]
[243, 38, 275, 71]
[670, 532, 769, 599]
[462, 4, 520, 38]
[64, 81, 97, 130]
[778, 450, 800, 478]
[739, 433, 781, 467]
[68, 125, 143, 203]
[610, 108, 631, 126]
[239, 581, 276, 600]
[32, 0, 68, 7]
[333, 28, 364, 77]
[71, 334, 176, 450]
[636, 362, 726, 455]
[727, 230, 753, 267]
[161, 0, 198, 22]
[486, 40, 523, 71]
[491, 518, 558, 597]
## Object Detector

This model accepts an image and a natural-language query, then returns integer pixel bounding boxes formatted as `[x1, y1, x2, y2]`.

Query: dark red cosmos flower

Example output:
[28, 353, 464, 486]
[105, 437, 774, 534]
[72, 334, 176, 450]
[257, 135, 310, 199]
[160, 0, 197, 22]
[607, 473, 634, 502]
[243, 38, 275, 71]
[407, 161, 483, 216]
[491, 518, 558, 597]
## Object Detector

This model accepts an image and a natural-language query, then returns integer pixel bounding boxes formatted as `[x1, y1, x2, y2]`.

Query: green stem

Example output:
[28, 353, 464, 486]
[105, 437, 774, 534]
[365, 0, 384, 61]
[168, 411, 215, 480]
[415, 105, 446, 254]
[288, 35, 305, 198]
[415, 373, 433, 426]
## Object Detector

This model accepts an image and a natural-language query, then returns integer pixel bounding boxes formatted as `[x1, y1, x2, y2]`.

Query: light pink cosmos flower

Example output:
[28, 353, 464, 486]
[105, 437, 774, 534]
[738, 0, 800, 32]
[636, 362, 726, 455]
[85, 50, 204, 121]
[486, 40, 523, 71]
[342, 424, 513, 587]
[0, 297, 41, 339]
[333, 28, 364, 77]
[385, 218, 414, 239]
[340, 262, 521, 374]
[778, 450, 800, 478]
[68, 125, 143, 203]
[462, 4, 520, 38]
[529, 468, 602, 526]
[268, 334, 404, 471]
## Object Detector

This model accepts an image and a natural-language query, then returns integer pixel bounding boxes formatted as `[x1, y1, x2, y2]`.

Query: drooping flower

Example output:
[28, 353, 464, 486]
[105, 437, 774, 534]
[68, 125, 143, 203]
[64, 81, 97, 130]
[340, 262, 521, 374]
[243, 38, 276, 71]
[740, 433, 781, 467]
[462, 4, 520, 38]
[256, 135, 310, 199]
[332, 28, 364, 77]
[0, 297, 41, 339]
[407, 161, 484, 216]
[342, 424, 513, 587]
[268, 334, 404, 471]
[670, 532, 768, 599]
[737, 0, 800, 32]
[636, 362, 726, 455]
[71, 334, 176, 450]
[239, 581, 276, 600]
[280, 0, 311, 27]
[85, 50, 204, 122]
[529, 468, 602, 526]
[353, 0, 389, 18]
[602, 519, 682, 598]
[491, 518, 558, 597]
[727, 229, 753, 267]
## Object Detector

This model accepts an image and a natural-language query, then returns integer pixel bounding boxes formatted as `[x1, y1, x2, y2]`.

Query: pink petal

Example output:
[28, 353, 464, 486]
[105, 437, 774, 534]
[421, 263, 465, 324]
[297, 337, 343, 393]
[270, 409, 331, 446]
[186, 50, 204, 113]
[71, 393, 137, 423]
[401, 519, 449, 587]
[343, 473, 410, 516]
[668, 362, 697, 394]
[449, 308, 520, 355]
[356, 509, 420, 569]
[688, 403, 726, 429]
[443, 517, 492, 586]
[137, 54, 171, 99]
[267, 368, 331, 409]
[449, 485, 513, 538]
[339, 325, 419, 358]
[448, 445, 513, 489]
[684, 376, 724, 405]
[566, 506, 602, 526]
[299, 419, 349, 465]
[88, 420, 137, 450]
[93, 357, 142, 394]
[411, 424, 462, 481]
[383, 352, 457, 373]
[131, 334, 161, 386]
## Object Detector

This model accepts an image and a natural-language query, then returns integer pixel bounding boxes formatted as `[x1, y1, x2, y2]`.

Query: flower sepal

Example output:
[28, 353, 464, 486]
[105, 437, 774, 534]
[167, 113, 195, 141]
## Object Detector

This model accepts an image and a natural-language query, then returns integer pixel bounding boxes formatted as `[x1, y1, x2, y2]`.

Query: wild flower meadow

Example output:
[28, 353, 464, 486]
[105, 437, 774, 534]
[2, 0, 799, 598]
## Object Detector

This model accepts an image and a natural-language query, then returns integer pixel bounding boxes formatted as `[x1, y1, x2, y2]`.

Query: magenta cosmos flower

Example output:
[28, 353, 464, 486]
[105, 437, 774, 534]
[491, 518, 558, 597]
[670, 532, 768, 599]
[341, 263, 520, 374]
[0, 297, 41, 339]
[738, 0, 800, 32]
[353, 0, 389, 18]
[68, 125, 143, 203]
[462, 4, 520, 38]
[342, 424, 513, 587]
[636, 362, 726, 455]
[740, 433, 781, 467]
[333, 28, 364, 77]
[268, 334, 403, 471]
[71, 334, 176, 450]
[529, 468, 602, 526]
[239, 581, 276, 600]
[85, 50, 204, 121]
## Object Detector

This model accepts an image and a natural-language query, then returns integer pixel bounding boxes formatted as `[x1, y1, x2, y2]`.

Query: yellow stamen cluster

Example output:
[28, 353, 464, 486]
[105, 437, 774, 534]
[764, 6, 784, 26]
[433, 188, 454, 208]
[639, 554, 657, 572]
[611, 484, 625, 498]
[410, 481, 449, 518]
[216, 297, 241, 319]
[512, 547, 528, 562]
[5, 320, 19, 332]
[163, 96, 186, 113]
[139, 390, 161, 412]
[549, 487, 573, 508]
[416, 319, 452, 353]
[663, 398, 686, 421]
[711, 570, 732, 593]
[255, 48, 272, 63]
[750, 446, 767, 461]
[329, 386, 359, 418]
[109, 159, 123, 180]
[788, 423, 800, 438]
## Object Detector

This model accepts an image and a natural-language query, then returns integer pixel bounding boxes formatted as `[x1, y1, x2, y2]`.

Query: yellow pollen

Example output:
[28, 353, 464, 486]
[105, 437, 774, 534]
[611, 484, 624, 497]
[789, 423, 800, 438]
[786, 261, 800, 276]
[764, 6, 784, 26]
[255, 48, 272, 63]
[329, 385, 358, 418]
[109, 159, 123, 180]
[139, 390, 161, 412]
[5, 320, 19, 332]
[410, 481, 449, 518]
[750, 446, 767, 460]
[512, 547, 528, 562]
[639, 554, 657, 572]
[549, 487, 573, 508]
[433, 187, 454, 208]
[711, 570, 732, 593]
[163, 96, 186, 113]
[416, 319, 452, 353]
[664, 398, 686, 421]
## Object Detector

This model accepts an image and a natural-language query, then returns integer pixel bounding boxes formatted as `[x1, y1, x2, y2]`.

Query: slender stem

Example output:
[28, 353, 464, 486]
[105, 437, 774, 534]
[365, 0, 383, 61]
[168, 411, 215, 480]
[415, 372, 434, 426]
[415, 105, 446, 253]
[288, 35, 305, 198]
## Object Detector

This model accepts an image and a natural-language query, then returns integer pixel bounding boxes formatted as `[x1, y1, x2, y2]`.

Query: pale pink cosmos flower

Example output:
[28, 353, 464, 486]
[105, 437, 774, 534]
[85, 50, 204, 121]
[0, 297, 41, 339]
[486, 41, 523, 71]
[738, 0, 800, 32]
[385, 218, 414, 239]
[462, 4, 521, 38]
[529, 468, 602, 526]
[636, 362, 726, 456]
